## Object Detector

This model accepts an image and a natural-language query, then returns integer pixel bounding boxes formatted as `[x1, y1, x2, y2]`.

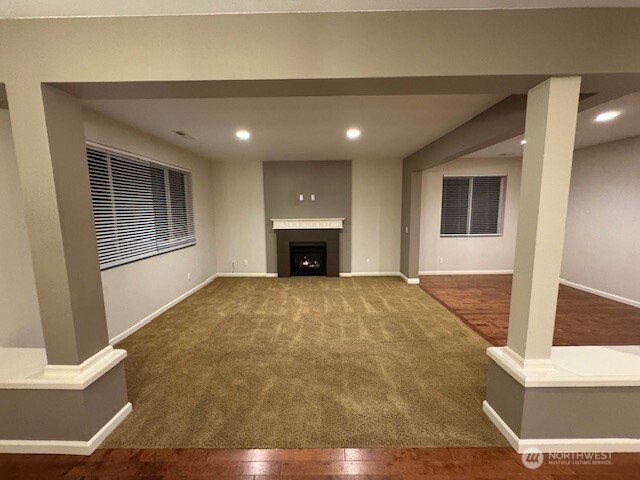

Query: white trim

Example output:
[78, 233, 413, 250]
[109, 274, 217, 345]
[351, 272, 402, 277]
[0, 402, 132, 456]
[217, 272, 271, 278]
[419, 269, 514, 275]
[339, 273, 353, 277]
[43, 345, 113, 378]
[500, 346, 554, 371]
[399, 272, 420, 284]
[487, 345, 640, 387]
[271, 218, 344, 230]
[482, 401, 520, 451]
[0, 347, 127, 390]
[560, 278, 640, 309]
[483, 401, 640, 453]
[265, 273, 278, 278]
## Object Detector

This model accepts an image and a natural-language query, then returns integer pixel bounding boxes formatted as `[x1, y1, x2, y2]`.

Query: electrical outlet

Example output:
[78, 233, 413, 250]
[366, 258, 371, 265]
[311, 194, 316, 201]
[243, 259, 248, 266]
[439, 258, 444, 264]
[405, 226, 409, 233]
[299, 194, 304, 201]
[187, 272, 192, 281]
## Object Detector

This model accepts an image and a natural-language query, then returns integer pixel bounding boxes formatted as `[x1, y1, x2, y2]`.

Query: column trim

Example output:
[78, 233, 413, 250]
[0, 346, 126, 390]
[488, 346, 640, 388]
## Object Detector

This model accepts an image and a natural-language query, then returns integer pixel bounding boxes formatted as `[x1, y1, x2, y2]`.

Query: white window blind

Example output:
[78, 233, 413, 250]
[87, 145, 196, 270]
[440, 176, 505, 236]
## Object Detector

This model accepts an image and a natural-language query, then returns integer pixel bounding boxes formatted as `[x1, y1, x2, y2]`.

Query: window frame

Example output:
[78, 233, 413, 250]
[439, 174, 507, 238]
[86, 140, 196, 271]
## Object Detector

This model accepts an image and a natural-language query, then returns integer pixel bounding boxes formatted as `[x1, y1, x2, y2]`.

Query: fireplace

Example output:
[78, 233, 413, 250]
[290, 242, 326, 276]
[272, 219, 343, 277]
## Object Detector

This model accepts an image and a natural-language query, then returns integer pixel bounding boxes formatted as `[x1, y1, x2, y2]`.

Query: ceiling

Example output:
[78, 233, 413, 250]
[84, 94, 502, 162]
[466, 93, 640, 158]
[3, 1, 639, 19]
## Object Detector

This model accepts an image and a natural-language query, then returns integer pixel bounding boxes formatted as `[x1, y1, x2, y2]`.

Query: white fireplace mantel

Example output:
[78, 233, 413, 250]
[271, 218, 344, 230]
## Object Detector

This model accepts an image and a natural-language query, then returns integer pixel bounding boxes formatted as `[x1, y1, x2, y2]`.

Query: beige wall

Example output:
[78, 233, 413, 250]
[212, 160, 267, 274]
[352, 158, 402, 274]
[562, 135, 640, 305]
[419, 156, 521, 273]
[0, 110, 44, 348]
[83, 109, 217, 341]
[211, 158, 402, 276]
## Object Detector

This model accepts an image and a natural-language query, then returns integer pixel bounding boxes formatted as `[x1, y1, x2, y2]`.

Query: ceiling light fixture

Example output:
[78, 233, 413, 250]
[595, 111, 620, 123]
[520, 139, 527, 145]
[346, 128, 361, 140]
[236, 129, 251, 140]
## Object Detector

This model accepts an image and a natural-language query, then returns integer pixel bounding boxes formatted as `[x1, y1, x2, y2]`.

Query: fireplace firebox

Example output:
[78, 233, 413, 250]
[290, 243, 326, 276]
[274, 228, 339, 277]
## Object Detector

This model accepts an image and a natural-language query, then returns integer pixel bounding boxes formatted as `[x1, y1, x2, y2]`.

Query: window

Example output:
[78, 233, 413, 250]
[86, 144, 196, 270]
[440, 175, 505, 236]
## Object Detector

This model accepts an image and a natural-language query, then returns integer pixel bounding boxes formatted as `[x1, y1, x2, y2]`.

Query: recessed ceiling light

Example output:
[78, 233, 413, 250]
[346, 128, 361, 140]
[595, 111, 620, 123]
[520, 139, 527, 145]
[236, 129, 251, 140]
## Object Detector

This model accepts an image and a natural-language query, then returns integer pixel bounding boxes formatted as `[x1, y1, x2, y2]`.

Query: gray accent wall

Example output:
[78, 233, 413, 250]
[263, 161, 351, 274]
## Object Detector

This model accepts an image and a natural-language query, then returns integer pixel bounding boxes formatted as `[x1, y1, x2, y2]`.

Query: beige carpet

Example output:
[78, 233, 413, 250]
[103, 276, 507, 448]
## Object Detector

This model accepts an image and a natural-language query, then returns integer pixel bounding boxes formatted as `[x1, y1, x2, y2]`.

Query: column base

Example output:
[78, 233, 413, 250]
[0, 402, 131, 455]
[483, 401, 640, 453]
[0, 346, 130, 455]
[399, 272, 420, 284]
[484, 346, 640, 453]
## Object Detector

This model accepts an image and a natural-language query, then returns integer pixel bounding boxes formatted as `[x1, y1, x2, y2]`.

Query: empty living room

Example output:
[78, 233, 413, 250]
[1, 2, 640, 479]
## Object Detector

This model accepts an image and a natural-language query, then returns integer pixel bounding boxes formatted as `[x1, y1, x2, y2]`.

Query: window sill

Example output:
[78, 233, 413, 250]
[440, 234, 503, 238]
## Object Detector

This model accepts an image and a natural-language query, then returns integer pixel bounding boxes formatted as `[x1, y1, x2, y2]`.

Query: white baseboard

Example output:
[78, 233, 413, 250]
[0, 402, 132, 456]
[266, 273, 278, 278]
[350, 272, 402, 277]
[339, 273, 352, 277]
[217, 272, 270, 278]
[399, 272, 420, 284]
[109, 274, 218, 345]
[560, 278, 640, 309]
[483, 401, 640, 453]
[420, 269, 514, 275]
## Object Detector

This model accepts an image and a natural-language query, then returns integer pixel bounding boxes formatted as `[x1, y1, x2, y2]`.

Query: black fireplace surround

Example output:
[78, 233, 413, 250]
[276, 229, 339, 277]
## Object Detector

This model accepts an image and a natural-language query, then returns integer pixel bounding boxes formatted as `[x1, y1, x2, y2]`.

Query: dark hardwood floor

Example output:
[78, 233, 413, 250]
[420, 274, 640, 347]
[2, 447, 640, 479]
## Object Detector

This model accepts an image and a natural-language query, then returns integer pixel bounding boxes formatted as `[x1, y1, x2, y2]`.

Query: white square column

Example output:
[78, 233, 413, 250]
[505, 76, 581, 366]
